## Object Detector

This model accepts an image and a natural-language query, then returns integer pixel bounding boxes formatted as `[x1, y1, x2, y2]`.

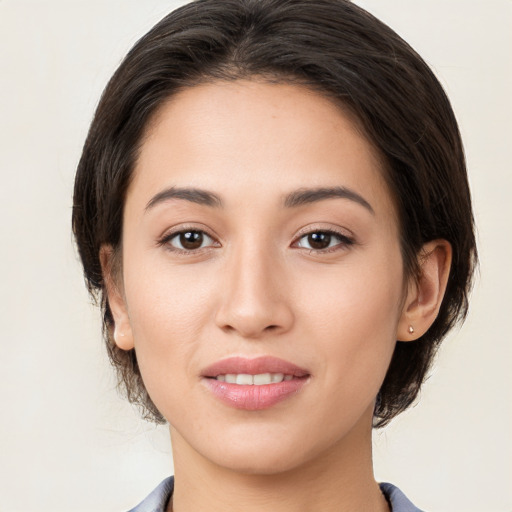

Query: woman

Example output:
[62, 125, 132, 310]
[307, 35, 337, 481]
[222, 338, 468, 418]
[72, 0, 476, 510]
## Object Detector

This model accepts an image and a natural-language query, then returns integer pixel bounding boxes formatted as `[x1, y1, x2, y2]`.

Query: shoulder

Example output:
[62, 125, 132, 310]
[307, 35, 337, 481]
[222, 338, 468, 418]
[379, 482, 425, 512]
[127, 476, 174, 512]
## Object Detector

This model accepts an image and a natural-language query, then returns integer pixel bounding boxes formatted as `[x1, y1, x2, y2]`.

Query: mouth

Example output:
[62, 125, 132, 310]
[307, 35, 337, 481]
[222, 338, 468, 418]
[213, 373, 294, 385]
[201, 356, 310, 410]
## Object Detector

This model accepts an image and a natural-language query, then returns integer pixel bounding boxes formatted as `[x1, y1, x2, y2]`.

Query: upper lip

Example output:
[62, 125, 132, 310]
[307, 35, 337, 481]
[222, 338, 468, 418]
[201, 356, 310, 378]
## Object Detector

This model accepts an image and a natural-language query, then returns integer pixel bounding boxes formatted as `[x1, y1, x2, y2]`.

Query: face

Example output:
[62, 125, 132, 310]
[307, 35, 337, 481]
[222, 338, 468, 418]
[112, 81, 410, 474]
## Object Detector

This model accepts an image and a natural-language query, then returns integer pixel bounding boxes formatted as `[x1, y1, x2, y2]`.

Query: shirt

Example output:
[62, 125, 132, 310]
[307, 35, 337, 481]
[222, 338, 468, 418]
[127, 477, 424, 512]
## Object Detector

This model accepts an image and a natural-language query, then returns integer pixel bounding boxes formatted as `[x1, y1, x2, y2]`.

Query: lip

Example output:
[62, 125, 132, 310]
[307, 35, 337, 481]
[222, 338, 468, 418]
[201, 356, 310, 378]
[201, 356, 310, 411]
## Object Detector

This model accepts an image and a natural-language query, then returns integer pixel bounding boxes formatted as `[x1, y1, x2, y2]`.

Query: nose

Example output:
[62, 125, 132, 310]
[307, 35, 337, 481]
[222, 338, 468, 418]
[214, 243, 294, 339]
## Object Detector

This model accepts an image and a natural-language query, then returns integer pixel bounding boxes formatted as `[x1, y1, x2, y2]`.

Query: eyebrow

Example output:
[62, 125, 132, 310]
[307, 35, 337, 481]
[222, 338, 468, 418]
[284, 186, 374, 214]
[144, 185, 374, 214]
[145, 186, 223, 211]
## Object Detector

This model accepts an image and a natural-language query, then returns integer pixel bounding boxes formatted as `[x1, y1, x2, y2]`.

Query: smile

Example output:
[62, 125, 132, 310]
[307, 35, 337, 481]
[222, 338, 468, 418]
[201, 356, 310, 410]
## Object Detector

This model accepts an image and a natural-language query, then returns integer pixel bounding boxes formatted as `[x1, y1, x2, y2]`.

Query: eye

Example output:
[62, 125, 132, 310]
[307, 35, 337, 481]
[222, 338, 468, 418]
[294, 230, 353, 252]
[165, 230, 217, 251]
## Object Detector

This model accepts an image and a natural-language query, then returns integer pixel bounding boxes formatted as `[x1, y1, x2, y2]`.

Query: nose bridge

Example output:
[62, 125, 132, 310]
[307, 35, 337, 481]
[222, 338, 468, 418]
[215, 236, 293, 337]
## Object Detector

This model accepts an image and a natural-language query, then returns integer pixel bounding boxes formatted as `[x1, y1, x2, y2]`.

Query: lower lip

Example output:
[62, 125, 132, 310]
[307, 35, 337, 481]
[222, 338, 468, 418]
[203, 377, 308, 410]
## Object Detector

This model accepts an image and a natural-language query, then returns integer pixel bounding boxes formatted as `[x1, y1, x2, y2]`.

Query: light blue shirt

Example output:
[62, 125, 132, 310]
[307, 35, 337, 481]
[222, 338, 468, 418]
[128, 477, 424, 511]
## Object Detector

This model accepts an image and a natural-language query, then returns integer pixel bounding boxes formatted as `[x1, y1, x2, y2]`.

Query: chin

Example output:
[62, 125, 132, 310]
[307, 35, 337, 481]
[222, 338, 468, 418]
[176, 422, 315, 476]
[192, 421, 345, 477]
[210, 445, 310, 476]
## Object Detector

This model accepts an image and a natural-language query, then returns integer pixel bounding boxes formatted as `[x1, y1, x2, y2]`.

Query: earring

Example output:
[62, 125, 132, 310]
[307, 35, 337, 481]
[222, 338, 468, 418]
[408, 325, 415, 334]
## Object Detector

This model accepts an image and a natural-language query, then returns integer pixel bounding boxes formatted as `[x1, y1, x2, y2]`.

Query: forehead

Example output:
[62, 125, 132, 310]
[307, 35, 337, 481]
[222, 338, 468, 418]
[130, 80, 395, 218]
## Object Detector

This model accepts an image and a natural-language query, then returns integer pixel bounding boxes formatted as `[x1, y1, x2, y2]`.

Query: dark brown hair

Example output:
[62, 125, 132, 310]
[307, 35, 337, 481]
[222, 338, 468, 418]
[73, 0, 477, 427]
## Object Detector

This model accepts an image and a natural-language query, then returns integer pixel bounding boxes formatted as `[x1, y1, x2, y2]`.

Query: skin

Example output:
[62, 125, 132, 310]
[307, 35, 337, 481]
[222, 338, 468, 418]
[103, 81, 451, 512]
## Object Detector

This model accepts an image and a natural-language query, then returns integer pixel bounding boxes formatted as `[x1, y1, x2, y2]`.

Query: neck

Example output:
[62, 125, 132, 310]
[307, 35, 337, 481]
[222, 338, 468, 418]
[168, 407, 389, 512]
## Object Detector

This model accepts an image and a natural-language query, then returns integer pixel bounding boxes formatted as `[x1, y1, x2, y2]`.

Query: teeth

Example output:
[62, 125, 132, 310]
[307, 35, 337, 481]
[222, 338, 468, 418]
[253, 373, 272, 385]
[216, 373, 292, 385]
[236, 374, 253, 385]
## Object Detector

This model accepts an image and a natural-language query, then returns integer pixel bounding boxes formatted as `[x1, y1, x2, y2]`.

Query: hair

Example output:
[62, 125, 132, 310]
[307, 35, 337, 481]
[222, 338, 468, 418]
[73, 0, 477, 427]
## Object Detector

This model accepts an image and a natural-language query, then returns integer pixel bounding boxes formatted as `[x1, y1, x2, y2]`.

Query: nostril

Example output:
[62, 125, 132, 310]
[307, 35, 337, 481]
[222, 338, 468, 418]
[215, 299, 294, 338]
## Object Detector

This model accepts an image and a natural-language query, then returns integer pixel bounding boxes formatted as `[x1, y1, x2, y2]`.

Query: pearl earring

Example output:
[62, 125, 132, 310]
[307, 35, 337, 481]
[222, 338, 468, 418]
[408, 325, 414, 334]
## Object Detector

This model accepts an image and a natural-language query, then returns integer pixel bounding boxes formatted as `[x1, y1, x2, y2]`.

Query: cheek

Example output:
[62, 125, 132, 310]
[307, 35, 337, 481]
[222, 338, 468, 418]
[298, 252, 403, 329]
[125, 252, 218, 327]
[294, 254, 403, 387]
[123, 258, 220, 388]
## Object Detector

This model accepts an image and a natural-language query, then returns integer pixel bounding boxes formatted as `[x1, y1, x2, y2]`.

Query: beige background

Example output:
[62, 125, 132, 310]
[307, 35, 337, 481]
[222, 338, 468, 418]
[0, 1, 510, 511]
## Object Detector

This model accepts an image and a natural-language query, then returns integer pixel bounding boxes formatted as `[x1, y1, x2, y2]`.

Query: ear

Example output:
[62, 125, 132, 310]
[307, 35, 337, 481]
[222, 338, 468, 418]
[397, 239, 452, 341]
[99, 245, 135, 350]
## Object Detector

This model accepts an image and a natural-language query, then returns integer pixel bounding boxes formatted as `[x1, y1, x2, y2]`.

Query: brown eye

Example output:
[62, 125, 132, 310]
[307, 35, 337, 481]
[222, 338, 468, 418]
[168, 230, 215, 251]
[307, 232, 332, 250]
[180, 231, 203, 249]
[295, 230, 353, 252]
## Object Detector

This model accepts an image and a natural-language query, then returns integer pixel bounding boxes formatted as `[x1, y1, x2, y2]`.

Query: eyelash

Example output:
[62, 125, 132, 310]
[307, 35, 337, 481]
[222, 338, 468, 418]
[292, 229, 355, 254]
[157, 226, 219, 255]
[157, 227, 355, 255]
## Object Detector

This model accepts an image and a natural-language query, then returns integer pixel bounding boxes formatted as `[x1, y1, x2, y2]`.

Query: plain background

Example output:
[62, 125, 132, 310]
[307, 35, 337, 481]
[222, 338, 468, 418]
[0, 1, 510, 511]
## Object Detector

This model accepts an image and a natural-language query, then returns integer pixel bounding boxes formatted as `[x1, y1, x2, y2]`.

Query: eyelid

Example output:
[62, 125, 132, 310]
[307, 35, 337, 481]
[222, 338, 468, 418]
[293, 223, 355, 241]
[291, 225, 356, 252]
[157, 224, 221, 251]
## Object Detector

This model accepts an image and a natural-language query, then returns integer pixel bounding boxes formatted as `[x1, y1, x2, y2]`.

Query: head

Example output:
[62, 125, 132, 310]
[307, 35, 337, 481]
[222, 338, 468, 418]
[73, 0, 476, 435]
